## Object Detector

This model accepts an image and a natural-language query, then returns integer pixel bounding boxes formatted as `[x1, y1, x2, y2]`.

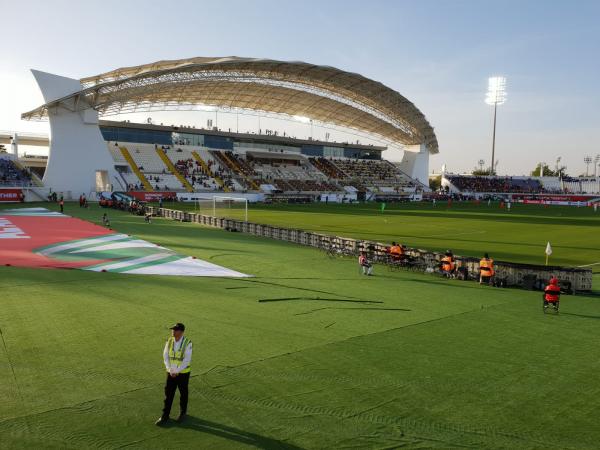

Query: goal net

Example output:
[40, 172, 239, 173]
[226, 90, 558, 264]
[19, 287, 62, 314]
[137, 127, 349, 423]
[194, 196, 249, 222]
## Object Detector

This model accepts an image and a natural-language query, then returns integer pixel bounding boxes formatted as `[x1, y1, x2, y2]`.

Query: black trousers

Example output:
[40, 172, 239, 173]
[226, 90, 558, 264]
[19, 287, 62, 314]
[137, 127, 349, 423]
[162, 372, 190, 418]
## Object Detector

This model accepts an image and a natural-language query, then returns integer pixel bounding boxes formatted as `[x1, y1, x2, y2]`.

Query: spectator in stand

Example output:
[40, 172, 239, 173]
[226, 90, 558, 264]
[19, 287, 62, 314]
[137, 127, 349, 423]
[447, 175, 543, 194]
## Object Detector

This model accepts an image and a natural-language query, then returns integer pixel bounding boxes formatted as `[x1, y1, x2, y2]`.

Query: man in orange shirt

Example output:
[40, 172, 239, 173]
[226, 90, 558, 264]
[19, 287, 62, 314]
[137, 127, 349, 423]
[479, 253, 495, 285]
[440, 250, 455, 277]
[389, 242, 403, 262]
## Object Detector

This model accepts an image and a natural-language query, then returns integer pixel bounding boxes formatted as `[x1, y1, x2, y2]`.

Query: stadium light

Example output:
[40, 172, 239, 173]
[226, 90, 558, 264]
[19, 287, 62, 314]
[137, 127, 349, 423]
[584, 156, 592, 176]
[594, 154, 600, 177]
[485, 76, 507, 175]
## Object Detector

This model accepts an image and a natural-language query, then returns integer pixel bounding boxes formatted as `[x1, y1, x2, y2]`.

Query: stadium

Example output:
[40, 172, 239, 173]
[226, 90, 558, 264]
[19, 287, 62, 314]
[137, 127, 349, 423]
[1, 13, 600, 449]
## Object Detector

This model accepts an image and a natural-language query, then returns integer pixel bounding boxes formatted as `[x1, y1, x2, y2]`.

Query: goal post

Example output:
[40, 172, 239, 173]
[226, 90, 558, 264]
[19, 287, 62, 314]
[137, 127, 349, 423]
[194, 196, 248, 222]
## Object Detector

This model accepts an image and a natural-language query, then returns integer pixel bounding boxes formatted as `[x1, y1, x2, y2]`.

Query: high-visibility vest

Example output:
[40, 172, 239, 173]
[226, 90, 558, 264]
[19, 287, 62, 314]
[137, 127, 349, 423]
[390, 245, 402, 256]
[441, 256, 455, 272]
[167, 336, 192, 373]
[479, 258, 495, 276]
[544, 284, 561, 302]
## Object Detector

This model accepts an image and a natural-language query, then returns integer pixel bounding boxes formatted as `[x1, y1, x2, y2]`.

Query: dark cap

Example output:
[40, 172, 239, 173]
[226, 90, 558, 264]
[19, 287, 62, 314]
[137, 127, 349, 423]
[169, 322, 185, 331]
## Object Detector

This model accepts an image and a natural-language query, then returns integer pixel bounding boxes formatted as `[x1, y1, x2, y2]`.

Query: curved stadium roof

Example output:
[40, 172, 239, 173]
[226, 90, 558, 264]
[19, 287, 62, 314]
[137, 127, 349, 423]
[22, 56, 438, 153]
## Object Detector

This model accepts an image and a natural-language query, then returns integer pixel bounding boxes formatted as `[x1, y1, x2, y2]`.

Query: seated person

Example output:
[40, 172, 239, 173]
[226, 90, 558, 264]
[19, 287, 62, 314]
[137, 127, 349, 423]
[479, 253, 495, 284]
[440, 250, 456, 277]
[543, 277, 561, 310]
[389, 242, 404, 262]
[359, 251, 373, 276]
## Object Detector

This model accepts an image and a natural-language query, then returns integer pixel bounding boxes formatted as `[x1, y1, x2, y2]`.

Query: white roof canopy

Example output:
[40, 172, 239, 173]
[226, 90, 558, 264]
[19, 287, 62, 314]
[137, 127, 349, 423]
[22, 56, 438, 154]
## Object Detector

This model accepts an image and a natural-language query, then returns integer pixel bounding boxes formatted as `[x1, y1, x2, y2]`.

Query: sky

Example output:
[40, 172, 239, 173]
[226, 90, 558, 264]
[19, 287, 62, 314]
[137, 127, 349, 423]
[1, 0, 599, 175]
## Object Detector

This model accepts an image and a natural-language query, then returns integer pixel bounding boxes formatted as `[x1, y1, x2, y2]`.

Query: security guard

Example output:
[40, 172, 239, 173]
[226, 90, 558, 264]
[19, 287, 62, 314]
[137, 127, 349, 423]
[389, 242, 403, 261]
[156, 323, 193, 425]
[479, 253, 495, 284]
[440, 250, 455, 277]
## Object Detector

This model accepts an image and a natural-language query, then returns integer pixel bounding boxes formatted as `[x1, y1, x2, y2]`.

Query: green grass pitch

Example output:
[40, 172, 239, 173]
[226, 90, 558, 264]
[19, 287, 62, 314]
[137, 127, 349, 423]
[0, 201, 599, 449]
[180, 200, 600, 272]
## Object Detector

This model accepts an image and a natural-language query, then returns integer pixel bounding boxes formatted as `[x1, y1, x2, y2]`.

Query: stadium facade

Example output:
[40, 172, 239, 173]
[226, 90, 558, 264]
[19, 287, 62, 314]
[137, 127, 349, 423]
[21, 57, 438, 195]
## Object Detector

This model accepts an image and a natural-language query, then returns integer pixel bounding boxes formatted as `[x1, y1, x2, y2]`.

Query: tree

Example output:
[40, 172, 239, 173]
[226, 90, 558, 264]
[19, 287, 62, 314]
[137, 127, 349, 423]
[471, 168, 493, 176]
[530, 163, 567, 177]
[429, 175, 441, 191]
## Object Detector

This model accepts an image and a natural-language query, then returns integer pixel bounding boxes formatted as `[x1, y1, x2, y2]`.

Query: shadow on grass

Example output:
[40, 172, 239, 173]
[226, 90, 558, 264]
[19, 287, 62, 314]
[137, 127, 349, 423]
[259, 297, 383, 304]
[560, 312, 600, 320]
[294, 306, 411, 316]
[174, 416, 303, 449]
[402, 278, 489, 290]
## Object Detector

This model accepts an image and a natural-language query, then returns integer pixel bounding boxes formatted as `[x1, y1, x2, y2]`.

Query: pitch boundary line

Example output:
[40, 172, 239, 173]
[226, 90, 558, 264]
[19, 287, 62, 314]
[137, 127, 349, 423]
[577, 261, 600, 267]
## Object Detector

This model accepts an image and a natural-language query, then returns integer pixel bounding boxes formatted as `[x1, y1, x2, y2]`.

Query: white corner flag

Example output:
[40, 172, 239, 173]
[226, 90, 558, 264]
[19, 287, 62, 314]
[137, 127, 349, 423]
[545, 242, 552, 265]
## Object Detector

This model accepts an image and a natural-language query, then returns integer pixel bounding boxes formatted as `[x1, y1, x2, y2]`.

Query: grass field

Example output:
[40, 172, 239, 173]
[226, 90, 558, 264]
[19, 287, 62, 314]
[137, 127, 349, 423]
[178, 201, 600, 272]
[1, 202, 600, 449]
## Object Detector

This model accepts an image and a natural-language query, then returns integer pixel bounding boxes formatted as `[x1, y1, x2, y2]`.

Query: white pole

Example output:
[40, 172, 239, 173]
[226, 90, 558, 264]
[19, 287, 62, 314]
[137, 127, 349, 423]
[245, 199, 248, 222]
[213, 197, 216, 217]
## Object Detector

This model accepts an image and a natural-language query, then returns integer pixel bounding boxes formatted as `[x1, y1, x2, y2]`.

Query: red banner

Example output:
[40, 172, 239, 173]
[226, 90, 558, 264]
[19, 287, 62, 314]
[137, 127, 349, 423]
[128, 191, 176, 201]
[0, 188, 23, 202]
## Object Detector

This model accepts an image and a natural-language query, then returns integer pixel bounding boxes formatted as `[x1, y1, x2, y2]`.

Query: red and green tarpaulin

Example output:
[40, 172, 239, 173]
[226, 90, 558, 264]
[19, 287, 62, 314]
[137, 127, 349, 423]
[0, 208, 249, 277]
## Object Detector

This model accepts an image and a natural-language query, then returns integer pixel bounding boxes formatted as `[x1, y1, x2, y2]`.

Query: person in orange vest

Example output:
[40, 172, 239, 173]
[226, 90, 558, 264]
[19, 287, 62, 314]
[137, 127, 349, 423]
[440, 250, 455, 277]
[389, 242, 403, 262]
[479, 253, 495, 285]
[359, 251, 373, 276]
[543, 277, 561, 312]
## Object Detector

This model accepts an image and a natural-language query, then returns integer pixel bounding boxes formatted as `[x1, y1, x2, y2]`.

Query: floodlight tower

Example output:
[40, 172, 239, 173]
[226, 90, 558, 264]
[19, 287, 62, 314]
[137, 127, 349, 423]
[594, 154, 600, 177]
[584, 156, 592, 176]
[485, 77, 507, 175]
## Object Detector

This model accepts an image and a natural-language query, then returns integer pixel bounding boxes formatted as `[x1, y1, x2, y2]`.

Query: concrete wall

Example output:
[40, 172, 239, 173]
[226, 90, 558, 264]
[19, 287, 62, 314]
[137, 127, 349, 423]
[31, 70, 118, 195]
[398, 143, 429, 186]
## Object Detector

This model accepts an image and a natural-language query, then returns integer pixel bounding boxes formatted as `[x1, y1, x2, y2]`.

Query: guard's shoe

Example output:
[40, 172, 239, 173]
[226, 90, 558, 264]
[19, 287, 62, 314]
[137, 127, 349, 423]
[176, 413, 187, 423]
[155, 416, 169, 426]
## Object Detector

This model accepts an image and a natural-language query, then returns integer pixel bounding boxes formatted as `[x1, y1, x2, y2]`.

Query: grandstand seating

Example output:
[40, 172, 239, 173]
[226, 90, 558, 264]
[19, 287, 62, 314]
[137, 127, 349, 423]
[0, 156, 32, 187]
[210, 150, 260, 191]
[308, 157, 416, 192]
[562, 177, 600, 194]
[248, 154, 341, 192]
[107, 142, 190, 191]
[445, 175, 543, 193]
[165, 146, 234, 192]
[105, 140, 420, 195]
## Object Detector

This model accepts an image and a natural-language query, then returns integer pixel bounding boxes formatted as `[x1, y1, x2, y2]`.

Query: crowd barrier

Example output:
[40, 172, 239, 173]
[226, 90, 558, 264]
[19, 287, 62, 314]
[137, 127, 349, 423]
[148, 207, 593, 292]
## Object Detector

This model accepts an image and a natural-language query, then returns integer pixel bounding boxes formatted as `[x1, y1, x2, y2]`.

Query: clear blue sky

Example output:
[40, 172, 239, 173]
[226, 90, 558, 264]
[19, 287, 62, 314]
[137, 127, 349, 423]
[1, 0, 599, 175]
